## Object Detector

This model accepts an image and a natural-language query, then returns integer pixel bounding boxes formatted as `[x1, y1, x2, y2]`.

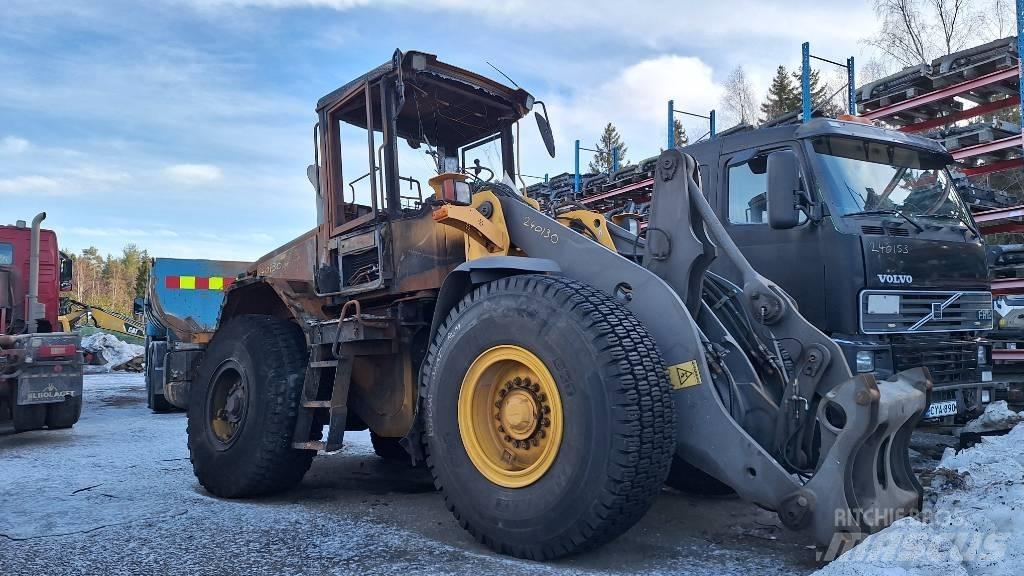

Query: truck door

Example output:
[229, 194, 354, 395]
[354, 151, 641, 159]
[719, 145, 829, 327]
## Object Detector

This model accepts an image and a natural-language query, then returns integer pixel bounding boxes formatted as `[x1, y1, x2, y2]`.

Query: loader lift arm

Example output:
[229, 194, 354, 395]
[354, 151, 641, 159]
[438, 149, 930, 548]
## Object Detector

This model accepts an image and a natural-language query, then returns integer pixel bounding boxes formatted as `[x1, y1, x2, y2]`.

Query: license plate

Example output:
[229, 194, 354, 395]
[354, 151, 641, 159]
[924, 399, 958, 419]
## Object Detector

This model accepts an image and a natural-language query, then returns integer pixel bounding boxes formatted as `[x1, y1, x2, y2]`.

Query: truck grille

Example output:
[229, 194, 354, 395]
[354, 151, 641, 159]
[891, 338, 979, 385]
[860, 290, 992, 334]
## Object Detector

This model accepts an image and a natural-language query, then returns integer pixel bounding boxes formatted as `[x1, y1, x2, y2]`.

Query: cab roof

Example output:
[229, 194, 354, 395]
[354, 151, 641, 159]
[316, 50, 536, 149]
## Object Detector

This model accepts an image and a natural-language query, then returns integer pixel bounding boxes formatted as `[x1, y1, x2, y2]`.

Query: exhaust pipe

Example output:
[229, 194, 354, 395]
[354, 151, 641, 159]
[26, 212, 46, 333]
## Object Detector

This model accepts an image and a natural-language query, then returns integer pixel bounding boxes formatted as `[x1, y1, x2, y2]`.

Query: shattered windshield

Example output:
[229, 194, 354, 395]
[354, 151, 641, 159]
[807, 135, 972, 224]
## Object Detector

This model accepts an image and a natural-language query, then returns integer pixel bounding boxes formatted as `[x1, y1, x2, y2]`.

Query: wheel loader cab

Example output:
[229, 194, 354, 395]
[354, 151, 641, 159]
[311, 50, 533, 297]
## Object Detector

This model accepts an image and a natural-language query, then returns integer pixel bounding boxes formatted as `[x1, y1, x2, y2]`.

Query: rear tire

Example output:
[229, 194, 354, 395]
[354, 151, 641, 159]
[423, 275, 675, 560]
[146, 340, 178, 413]
[13, 403, 46, 432]
[187, 315, 317, 498]
[45, 395, 83, 429]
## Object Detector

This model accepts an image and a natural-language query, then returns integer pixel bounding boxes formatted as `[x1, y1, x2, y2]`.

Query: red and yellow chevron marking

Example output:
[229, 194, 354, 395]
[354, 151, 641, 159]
[164, 275, 235, 291]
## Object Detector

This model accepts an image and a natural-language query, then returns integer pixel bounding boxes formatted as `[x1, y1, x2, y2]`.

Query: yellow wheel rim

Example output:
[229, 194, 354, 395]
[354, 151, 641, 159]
[458, 345, 563, 488]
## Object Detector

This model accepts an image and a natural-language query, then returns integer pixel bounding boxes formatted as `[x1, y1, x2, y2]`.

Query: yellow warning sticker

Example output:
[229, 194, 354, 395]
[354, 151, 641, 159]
[667, 360, 701, 390]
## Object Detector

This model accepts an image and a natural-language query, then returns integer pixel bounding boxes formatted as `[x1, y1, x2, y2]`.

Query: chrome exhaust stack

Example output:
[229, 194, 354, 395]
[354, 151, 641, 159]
[26, 212, 46, 333]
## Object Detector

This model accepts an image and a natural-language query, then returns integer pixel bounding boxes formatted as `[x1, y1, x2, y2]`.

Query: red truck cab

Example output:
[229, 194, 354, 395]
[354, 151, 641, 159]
[0, 215, 83, 432]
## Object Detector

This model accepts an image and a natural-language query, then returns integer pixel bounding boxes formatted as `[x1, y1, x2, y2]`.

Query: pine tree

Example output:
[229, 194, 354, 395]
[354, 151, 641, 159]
[672, 118, 689, 147]
[588, 123, 628, 173]
[134, 258, 149, 298]
[760, 65, 801, 122]
[791, 68, 843, 118]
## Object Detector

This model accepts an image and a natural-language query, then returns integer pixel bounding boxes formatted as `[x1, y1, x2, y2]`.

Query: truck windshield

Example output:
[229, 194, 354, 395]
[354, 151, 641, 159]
[0, 242, 12, 266]
[807, 135, 972, 224]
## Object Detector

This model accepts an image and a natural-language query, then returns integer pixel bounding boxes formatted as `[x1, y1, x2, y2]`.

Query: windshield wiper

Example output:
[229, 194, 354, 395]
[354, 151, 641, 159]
[842, 209, 924, 232]
[916, 212, 980, 238]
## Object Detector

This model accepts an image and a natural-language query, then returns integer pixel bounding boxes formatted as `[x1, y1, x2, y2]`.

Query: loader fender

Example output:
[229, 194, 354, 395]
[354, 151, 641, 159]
[427, 256, 561, 343]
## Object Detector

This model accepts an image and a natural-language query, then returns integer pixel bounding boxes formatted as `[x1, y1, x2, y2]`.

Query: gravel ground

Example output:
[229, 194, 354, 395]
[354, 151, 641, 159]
[0, 374, 822, 575]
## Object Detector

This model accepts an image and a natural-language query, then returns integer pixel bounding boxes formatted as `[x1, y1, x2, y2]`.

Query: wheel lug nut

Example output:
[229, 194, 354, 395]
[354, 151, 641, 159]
[531, 383, 540, 392]
[494, 401, 502, 408]
[513, 377, 522, 387]
[539, 430, 546, 438]
[538, 393, 546, 402]
[531, 437, 539, 446]
[498, 425, 505, 432]
[543, 418, 550, 427]
[504, 435, 512, 442]
[498, 388, 507, 397]
[543, 406, 551, 414]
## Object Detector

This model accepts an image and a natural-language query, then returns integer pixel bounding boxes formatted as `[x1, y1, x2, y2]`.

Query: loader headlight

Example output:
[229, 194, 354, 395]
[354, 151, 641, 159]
[855, 351, 874, 373]
[981, 389, 992, 403]
[977, 345, 988, 366]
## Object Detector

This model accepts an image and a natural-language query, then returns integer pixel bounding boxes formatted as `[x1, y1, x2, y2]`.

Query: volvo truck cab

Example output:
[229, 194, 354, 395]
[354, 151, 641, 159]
[683, 118, 992, 420]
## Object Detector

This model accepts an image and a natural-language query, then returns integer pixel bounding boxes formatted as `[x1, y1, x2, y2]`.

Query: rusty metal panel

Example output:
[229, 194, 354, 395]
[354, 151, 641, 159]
[254, 228, 317, 281]
[390, 213, 465, 294]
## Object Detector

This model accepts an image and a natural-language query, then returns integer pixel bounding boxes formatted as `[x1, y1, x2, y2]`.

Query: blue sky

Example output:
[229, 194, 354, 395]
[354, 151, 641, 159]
[1, 0, 883, 261]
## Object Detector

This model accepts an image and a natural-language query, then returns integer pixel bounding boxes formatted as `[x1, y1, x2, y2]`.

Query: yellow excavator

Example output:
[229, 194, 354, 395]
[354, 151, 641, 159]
[58, 298, 144, 339]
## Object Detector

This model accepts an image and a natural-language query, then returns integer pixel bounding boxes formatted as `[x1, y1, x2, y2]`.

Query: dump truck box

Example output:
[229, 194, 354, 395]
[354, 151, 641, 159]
[141, 258, 250, 411]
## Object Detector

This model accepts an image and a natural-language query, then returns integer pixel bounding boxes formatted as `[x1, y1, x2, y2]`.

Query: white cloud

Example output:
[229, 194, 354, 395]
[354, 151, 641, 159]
[0, 175, 64, 195]
[66, 226, 180, 238]
[517, 55, 723, 178]
[163, 163, 224, 185]
[0, 136, 30, 154]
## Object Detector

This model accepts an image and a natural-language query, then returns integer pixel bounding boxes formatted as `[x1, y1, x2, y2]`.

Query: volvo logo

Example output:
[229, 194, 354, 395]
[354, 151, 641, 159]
[877, 274, 913, 285]
[909, 292, 963, 331]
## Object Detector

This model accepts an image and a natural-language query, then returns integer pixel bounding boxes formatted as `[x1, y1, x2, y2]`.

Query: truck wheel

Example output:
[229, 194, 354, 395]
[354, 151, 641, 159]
[45, 395, 83, 429]
[665, 455, 735, 496]
[370, 432, 410, 463]
[187, 314, 317, 498]
[13, 403, 46, 432]
[423, 275, 675, 560]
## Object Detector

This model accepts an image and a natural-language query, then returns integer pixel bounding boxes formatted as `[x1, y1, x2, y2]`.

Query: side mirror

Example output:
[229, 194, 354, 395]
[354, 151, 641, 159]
[306, 164, 320, 192]
[58, 251, 74, 292]
[133, 297, 145, 317]
[534, 101, 556, 158]
[767, 150, 801, 230]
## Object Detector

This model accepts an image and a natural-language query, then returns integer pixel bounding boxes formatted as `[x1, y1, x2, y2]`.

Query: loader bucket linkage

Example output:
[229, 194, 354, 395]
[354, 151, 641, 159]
[455, 149, 931, 547]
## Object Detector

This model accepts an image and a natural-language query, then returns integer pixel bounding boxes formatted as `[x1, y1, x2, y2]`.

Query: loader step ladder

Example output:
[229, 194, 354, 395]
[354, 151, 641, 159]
[290, 303, 396, 452]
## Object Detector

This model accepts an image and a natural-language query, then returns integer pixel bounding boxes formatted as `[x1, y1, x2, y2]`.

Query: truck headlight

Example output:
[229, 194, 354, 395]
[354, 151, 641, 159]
[981, 389, 992, 403]
[977, 345, 987, 366]
[855, 351, 874, 373]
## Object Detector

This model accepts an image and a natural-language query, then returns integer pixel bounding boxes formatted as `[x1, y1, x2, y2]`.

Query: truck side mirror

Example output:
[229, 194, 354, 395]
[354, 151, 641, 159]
[133, 297, 145, 316]
[59, 251, 74, 292]
[767, 150, 801, 230]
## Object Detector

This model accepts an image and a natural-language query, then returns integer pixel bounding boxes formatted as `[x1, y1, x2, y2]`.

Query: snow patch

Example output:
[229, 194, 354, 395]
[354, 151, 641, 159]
[80, 333, 144, 373]
[816, 425, 1024, 576]
[961, 401, 1022, 434]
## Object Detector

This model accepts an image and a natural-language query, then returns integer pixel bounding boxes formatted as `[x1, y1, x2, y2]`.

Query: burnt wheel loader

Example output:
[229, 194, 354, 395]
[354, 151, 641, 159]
[185, 50, 930, 559]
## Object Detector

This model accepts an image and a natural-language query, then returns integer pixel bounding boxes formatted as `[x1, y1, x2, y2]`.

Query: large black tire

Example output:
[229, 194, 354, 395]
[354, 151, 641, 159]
[665, 455, 735, 496]
[12, 403, 46, 432]
[45, 395, 83, 429]
[370, 432, 410, 463]
[423, 275, 675, 560]
[187, 315, 317, 498]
